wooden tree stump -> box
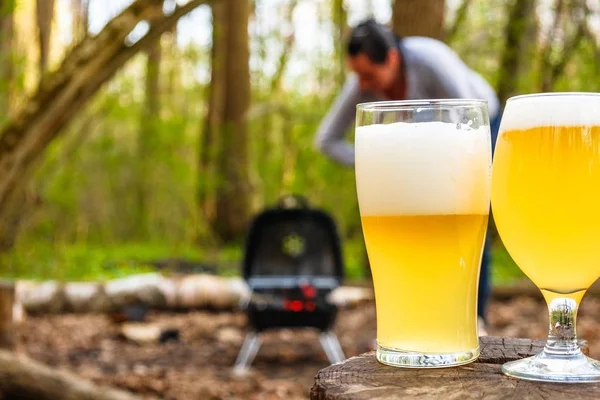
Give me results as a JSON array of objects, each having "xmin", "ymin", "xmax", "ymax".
[
  {"xmin": 0, "ymin": 281, "xmax": 15, "ymax": 349},
  {"xmin": 311, "ymin": 336, "xmax": 597, "ymax": 399}
]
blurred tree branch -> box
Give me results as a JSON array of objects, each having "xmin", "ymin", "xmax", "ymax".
[
  {"xmin": 538, "ymin": 0, "xmax": 563, "ymax": 89},
  {"xmin": 392, "ymin": 0, "xmax": 445, "ymax": 40},
  {"xmin": 248, "ymin": 102, "xmax": 323, "ymax": 121},
  {"xmin": 582, "ymin": 14, "xmax": 600, "ymax": 71},
  {"xmin": 270, "ymin": 0, "xmax": 299, "ymax": 94},
  {"xmin": 543, "ymin": 1, "xmax": 589, "ymax": 89},
  {"xmin": 71, "ymin": 0, "xmax": 90, "ymax": 42},
  {"xmin": 332, "ymin": 0, "xmax": 347, "ymax": 88},
  {"xmin": 36, "ymin": 0, "xmax": 56, "ymax": 76},
  {"xmin": 445, "ymin": 0, "xmax": 472, "ymax": 43},
  {"xmin": 0, "ymin": 0, "xmax": 14, "ymax": 121},
  {"xmin": 496, "ymin": 0, "xmax": 537, "ymax": 103},
  {"xmin": 538, "ymin": 0, "xmax": 589, "ymax": 91},
  {"xmin": 0, "ymin": 0, "xmax": 213, "ymax": 250}
]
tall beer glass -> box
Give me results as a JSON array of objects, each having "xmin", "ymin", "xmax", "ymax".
[
  {"xmin": 355, "ymin": 100, "xmax": 491, "ymax": 368},
  {"xmin": 492, "ymin": 92, "xmax": 600, "ymax": 382}
]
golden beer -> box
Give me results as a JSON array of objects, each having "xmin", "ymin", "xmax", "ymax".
[
  {"xmin": 355, "ymin": 105, "xmax": 491, "ymax": 367},
  {"xmin": 492, "ymin": 125, "xmax": 600, "ymax": 296},
  {"xmin": 361, "ymin": 214, "xmax": 487, "ymax": 353}
]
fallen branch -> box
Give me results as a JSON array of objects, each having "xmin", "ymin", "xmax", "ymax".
[{"xmin": 0, "ymin": 350, "xmax": 149, "ymax": 400}]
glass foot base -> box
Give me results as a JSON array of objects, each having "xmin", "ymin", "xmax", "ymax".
[
  {"xmin": 376, "ymin": 343, "xmax": 479, "ymax": 368},
  {"xmin": 502, "ymin": 351, "xmax": 600, "ymax": 383}
]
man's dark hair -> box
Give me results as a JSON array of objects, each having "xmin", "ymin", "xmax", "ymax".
[{"xmin": 346, "ymin": 19, "xmax": 399, "ymax": 64}]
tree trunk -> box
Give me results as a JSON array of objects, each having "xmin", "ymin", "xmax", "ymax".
[
  {"xmin": 165, "ymin": 26, "xmax": 179, "ymax": 108},
  {"xmin": 0, "ymin": 0, "xmax": 14, "ymax": 123},
  {"xmin": 0, "ymin": 282, "xmax": 15, "ymax": 350},
  {"xmin": 0, "ymin": 184, "xmax": 29, "ymax": 251},
  {"xmin": 36, "ymin": 0, "xmax": 56, "ymax": 75},
  {"xmin": 496, "ymin": 0, "xmax": 537, "ymax": 104},
  {"xmin": 332, "ymin": 0, "xmax": 347, "ymax": 88},
  {"xmin": 136, "ymin": 40, "xmax": 162, "ymax": 238},
  {"xmin": 198, "ymin": 2, "xmax": 227, "ymax": 232},
  {"xmin": 539, "ymin": 0, "xmax": 588, "ymax": 91},
  {"xmin": 270, "ymin": 0, "xmax": 298, "ymax": 94},
  {"xmin": 445, "ymin": 0, "xmax": 472, "ymax": 43},
  {"xmin": 252, "ymin": 0, "xmax": 298, "ymax": 206},
  {"xmin": 311, "ymin": 337, "xmax": 592, "ymax": 400},
  {"xmin": 0, "ymin": 0, "xmax": 212, "ymax": 251},
  {"xmin": 70, "ymin": 0, "xmax": 90, "ymax": 43},
  {"xmin": 392, "ymin": 0, "xmax": 445, "ymax": 40},
  {"xmin": 2, "ymin": 0, "xmax": 38, "ymax": 245},
  {"xmin": 200, "ymin": 0, "xmax": 251, "ymax": 243},
  {"xmin": 216, "ymin": 0, "xmax": 251, "ymax": 242}
]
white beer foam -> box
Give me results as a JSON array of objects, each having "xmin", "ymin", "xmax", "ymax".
[
  {"xmin": 355, "ymin": 121, "xmax": 491, "ymax": 216},
  {"xmin": 500, "ymin": 94, "xmax": 600, "ymax": 132}
]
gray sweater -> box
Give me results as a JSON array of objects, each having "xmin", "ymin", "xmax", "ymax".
[{"xmin": 314, "ymin": 37, "xmax": 500, "ymax": 166}]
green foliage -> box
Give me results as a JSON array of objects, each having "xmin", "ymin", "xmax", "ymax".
[
  {"xmin": 0, "ymin": 242, "xmax": 195, "ymax": 281},
  {"xmin": 342, "ymin": 238, "xmax": 369, "ymax": 281},
  {"xmin": 491, "ymin": 240, "xmax": 525, "ymax": 285},
  {"xmin": 0, "ymin": 239, "xmax": 369, "ymax": 282},
  {"xmin": 0, "ymin": 236, "xmax": 521, "ymax": 284}
]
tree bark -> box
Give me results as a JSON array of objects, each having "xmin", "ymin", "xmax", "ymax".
[
  {"xmin": 496, "ymin": 0, "xmax": 537, "ymax": 104},
  {"xmin": 200, "ymin": 0, "xmax": 251, "ymax": 243},
  {"xmin": 0, "ymin": 0, "xmax": 213, "ymax": 251},
  {"xmin": 392, "ymin": 0, "xmax": 445, "ymax": 40},
  {"xmin": 36, "ymin": 0, "xmax": 56, "ymax": 75}
]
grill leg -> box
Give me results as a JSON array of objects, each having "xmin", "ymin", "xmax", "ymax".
[
  {"xmin": 233, "ymin": 331, "xmax": 262, "ymax": 374},
  {"xmin": 319, "ymin": 331, "xmax": 346, "ymax": 365}
]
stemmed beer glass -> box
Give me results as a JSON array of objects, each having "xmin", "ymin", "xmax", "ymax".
[{"xmin": 491, "ymin": 93, "xmax": 600, "ymax": 382}]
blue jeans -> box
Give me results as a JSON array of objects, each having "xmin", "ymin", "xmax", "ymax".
[
  {"xmin": 478, "ymin": 109, "xmax": 502, "ymax": 321},
  {"xmin": 478, "ymin": 234, "xmax": 492, "ymax": 321}
]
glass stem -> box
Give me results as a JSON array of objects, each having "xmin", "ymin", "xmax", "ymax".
[{"xmin": 544, "ymin": 296, "xmax": 581, "ymax": 356}]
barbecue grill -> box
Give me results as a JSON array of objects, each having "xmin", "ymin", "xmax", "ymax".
[{"xmin": 233, "ymin": 195, "xmax": 346, "ymax": 373}]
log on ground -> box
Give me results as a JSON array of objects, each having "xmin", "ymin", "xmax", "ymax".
[{"xmin": 0, "ymin": 350, "xmax": 152, "ymax": 400}]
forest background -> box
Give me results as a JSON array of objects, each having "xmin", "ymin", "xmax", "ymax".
[{"xmin": 0, "ymin": 0, "xmax": 599, "ymax": 284}]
